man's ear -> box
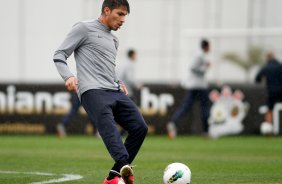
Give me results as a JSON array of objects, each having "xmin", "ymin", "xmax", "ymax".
[{"xmin": 104, "ymin": 7, "xmax": 111, "ymax": 16}]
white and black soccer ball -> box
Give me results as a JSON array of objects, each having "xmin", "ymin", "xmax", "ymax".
[
  {"xmin": 163, "ymin": 163, "xmax": 191, "ymax": 184},
  {"xmin": 260, "ymin": 122, "xmax": 273, "ymax": 135}
]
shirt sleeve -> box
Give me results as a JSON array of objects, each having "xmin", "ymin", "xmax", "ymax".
[
  {"xmin": 124, "ymin": 64, "xmax": 136, "ymax": 87},
  {"xmin": 53, "ymin": 22, "xmax": 87, "ymax": 81},
  {"xmin": 191, "ymin": 55, "xmax": 208, "ymax": 76},
  {"xmin": 113, "ymin": 36, "xmax": 120, "ymax": 83},
  {"xmin": 255, "ymin": 67, "xmax": 265, "ymax": 83}
]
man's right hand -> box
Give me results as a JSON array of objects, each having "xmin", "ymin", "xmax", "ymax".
[{"xmin": 65, "ymin": 76, "xmax": 78, "ymax": 92}]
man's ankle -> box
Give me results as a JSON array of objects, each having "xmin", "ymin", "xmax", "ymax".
[{"xmin": 107, "ymin": 170, "xmax": 121, "ymax": 180}]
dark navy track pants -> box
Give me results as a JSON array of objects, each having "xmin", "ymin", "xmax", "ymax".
[
  {"xmin": 61, "ymin": 93, "xmax": 81, "ymax": 126},
  {"xmin": 171, "ymin": 89, "xmax": 210, "ymax": 133},
  {"xmin": 81, "ymin": 89, "xmax": 148, "ymax": 164}
]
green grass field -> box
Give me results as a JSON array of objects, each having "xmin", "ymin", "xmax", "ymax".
[{"xmin": 0, "ymin": 135, "xmax": 282, "ymax": 184}]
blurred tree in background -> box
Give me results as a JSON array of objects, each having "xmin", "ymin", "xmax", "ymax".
[{"xmin": 222, "ymin": 46, "xmax": 264, "ymax": 83}]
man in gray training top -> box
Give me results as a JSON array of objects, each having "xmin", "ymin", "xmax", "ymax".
[
  {"xmin": 53, "ymin": 0, "xmax": 148, "ymax": 184},
  {"xmin": 166, "ymin": 39, "xmax": 211, "ymax": 139},
  {"xmin": 117, "ymin": 49, "xmax": 141, "ymax": 100}
]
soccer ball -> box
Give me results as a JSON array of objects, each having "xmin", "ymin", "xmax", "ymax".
[
  {"xmin": 163, "ymin": 163, "xmax": 191, "ymax": 184},
  {"xmin": 260, "ymin": 122, "xmax": 273, "ymax": 135}
]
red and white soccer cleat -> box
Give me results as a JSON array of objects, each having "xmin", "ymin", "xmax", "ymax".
[
  {"xmin": 104, "ymin": 176, "xmax": 125, "ymax": 184},
  {"xmin": 120, "ymin": 165, "xmax": 134, "ymax": 184},
  {"xmin": 166, "ymin": 122, "xmax": 177, "ymax": 139}
]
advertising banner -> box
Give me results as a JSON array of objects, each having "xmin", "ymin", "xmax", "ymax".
[{"xmin": 0, "ymin": 83, "xmax": 280, "ymax": 135}]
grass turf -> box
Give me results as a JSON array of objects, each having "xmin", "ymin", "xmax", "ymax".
[{"xmin": 0, "ymin": 135, "xmax": 282, "ymax": 184}]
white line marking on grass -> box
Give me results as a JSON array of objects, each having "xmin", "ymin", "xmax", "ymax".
[
  {"xmin": 0, "ymin": 171, "xmax": 54, "ymax": 176},
  {"xmin": 30, "ymin": 174, "xmax": 83, "ymax": 184},
  {"xmin": 0, "ymin": 170, "xmax": 83, "ymax": 184}
]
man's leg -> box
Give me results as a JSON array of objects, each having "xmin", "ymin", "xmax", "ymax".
[
  {"xmin": 114, "ymin": 92, "xmax": 148, "ymax": 164},
  {"xmin": 61, "ymin": 93, "xmax": 81, "ymax": 126},
  {"xmin": 107, "ymin": 91, "xmax": 147, "ymax": 184},
  {"xmin": 57, "ymin": 93, "xmax": 81, "ymax": 137},
  {"xmin": 265, "ymin": 111, "xmax": 273, "ymax": 123},
  {"xmin": 199, "ymin": 89, "xmax": 210, "ymax": 133},
  {"xmin": 266, "ymin": 92, "xmax": 276, "ymax": 123},
  {"xmin": 166, "ymin": 90, "xmax": 195, "ymax": 138},
  {"xmin": 171, "ymin": 90, "xmax": 195, "ymax": 125},
  {"xmin": 81, "ymin": 90, "xmax": 130, "ymax": 178}
]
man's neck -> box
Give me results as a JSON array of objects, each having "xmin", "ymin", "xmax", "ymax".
[
  {"xmin": 98, "ymin": 16, "xmax": 111, "ymax": 32},
  {"xmin": 99, "ymin": 16, "xmax": 108, "ymax": 27}
]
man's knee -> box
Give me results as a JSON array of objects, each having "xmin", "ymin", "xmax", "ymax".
[
  {"xmin": 140, "ymin": 122, "xmax": 148, "ymax": 136},
  {"xmin": 130, "ymin": 120, "xmax": 148, "ymax": 136}
]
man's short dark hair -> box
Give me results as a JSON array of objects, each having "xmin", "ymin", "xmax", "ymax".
[
  {"xmin": 101, "ymin": 0, "xmax": 130, "ymax": 14},
  {"xmin": 127, "ymin": 49, "xmax": 136, "ymax": 58},
  {"xmin": 201, "ymin": 39, "xmax": 209, "ymax": 49}
]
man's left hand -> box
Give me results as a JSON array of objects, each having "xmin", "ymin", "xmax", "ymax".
[{"xmin": 120, "ymin": 84, "xmax": 128, "ymax": 96}]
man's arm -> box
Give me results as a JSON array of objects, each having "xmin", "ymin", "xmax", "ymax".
[
  {"xmin": 124, "ymin": 65, "xmax": 137, "ymax": 87},
  {"xmin": 255, "ymin": 67, "xmax": 265, "ymax": 83},
  {"xmin": 191, "ymin": 56, "xmax": 209, "ymax": 76},
  {"xmin": 53, "ymin": 22, "xmax": 87, "ymax": 82}
]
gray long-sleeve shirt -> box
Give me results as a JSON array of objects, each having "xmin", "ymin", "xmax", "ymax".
[
  {"xmin": 184, "ymin": 51, "xmax": 209, "ymax": 89},
  {"xmin": 53, "ymin": 19, "xmax": 120, "ymax": 97},
  {"xmin": 116, "ymin": 58, "xmax": 138, "ymax": 97}
]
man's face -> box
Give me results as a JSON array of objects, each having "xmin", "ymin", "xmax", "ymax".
[
  {"xmin": 204, "ymin": 46, "xmax": 210, "ymax": 53},
  {"xmin": 104, "ymin": 6, "xmax": 128, "ymax": 31},
  {"xmin": 131, "ymin": 53, "xmax": 137, "ymax": 61}
]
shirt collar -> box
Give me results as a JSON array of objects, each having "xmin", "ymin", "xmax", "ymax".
[{"xmin": 96, "ymin": 19, "xmax": 111, "ymax": 32}]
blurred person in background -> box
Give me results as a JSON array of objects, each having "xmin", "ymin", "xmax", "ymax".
[
  {"xmin": 166, "ymin": 39, "xmax": 211, "ymax": 139},
  {"xmin": 117, "ymin": 49, "xmax": 142, "ymax": 101},
  {"xmin": 53, "ymin": 0, "xmax": 148, "ymax": 183},
  {"xmin": 56, "ymin": 92, "xmax": 80, "ymax": 137},
  {"xmin": 56, "ymin": 93, "xmax": 100, "ymax": 138},
  {"xmin": 255, "ymin": 51, "xmax": 282, "ymax": 130},
  {"xmin": 116, "ymin": 49, "xmax": 142, "ymax": 136}
]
